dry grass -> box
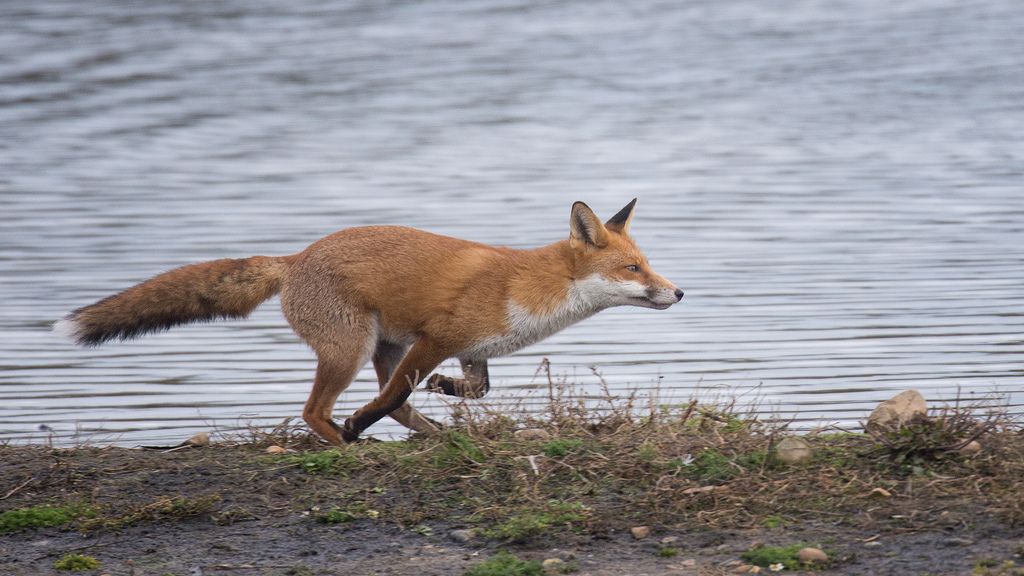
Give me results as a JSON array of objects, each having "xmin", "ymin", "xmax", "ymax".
[
  {"xmin": 5, "ymin": 366, "xmax": 1018, "ymax": 546},
  {"xmin": 235, "ymin": 366, "xmax": 1024, "ymax": 537}
]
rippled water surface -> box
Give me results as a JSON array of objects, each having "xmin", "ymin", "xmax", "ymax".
[{"xmin": 2, "ymin": 0, "xmax": 1022, "ymax": 445}]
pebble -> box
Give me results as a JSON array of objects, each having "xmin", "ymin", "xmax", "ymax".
[
  {"xmin": 449, "ymin": 529, "xmax": 476, "ymax": 543},
  {"xmin": 797, "ymin": 547, "xmax": 829, "ymax": 564},
  {"xmin": 958, "ymin": 441, "xmax": 982, "ymax": 456},
  {"xmin": 513, "ymin": 428, "xmax": 552, "ymax": 442},
  {"xmin": 630, "ymin": 526, "xmax": 651, "ymax": 540},
  {"xmin": 185, "ymin": 432, "xmax": 210, "ymax": 447},
  {"xmin": 944, "ymin": 537, "xmax": 974, "ymax": 547},
  {"xmin": 264, "ymin": 445, "xmax": 287, "ymax": 454},
  {"xmin": 660, "ymin": 536, "xmax": 679, "ymax": 545}
]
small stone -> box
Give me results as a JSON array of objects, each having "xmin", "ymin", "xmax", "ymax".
[
  {"xmin": 958, "ymin": 440, "xmax": 982, "ymax": 456},
  {"xmin": 449, "ymin": 529, "xmax": 476, "ymax": 543},
  {"xmin": 863, "ymin": 541, "xmax": 882, "ymax": 548},
  {"xmin": 733, "ymin": 564, "xmax": 759, "ymax": 573},
  {"xmin": 775, "ymin": 437, "xmax": 812, "ymax": 465},
  {"xmin": 660, "ymin": 536, "xmax": 679, "ymax": 545},
  {"xmin": 631, "ymin": 526, "xmax": 651, "ymax": 540},
  {"xmin": 679, "ymin": 558, "xmax": 697, "ymax": 568},
  {"xmin": 866, "ymin": 390, "xmax": 927, "ymax": 433},
  {"xmin": 944, "ymin": 537, "xmax": 974, "ymax": 547},
  {"xmin": 185, "ymin": 432, "xmax": 210, "ymax": 447},
  {"xmin": 542, "ymin": 558, "xmax": 565, "ymax": 574},
  {"xmin": 797, "ymin": 547, "xmax": 829, "ymax": 564},
  {"xmin": 682, "ymin": 485, "xmax": 727, "ymax": 495},
  {"xmin": 514, "ymin": 428, "xmax": 552, "ymax": 442},
  {"xmin": 264, "ymin": 445, "xmax": 287, "ymax": 454},
  {"xmin": 870, "ymin": 487, "xmax": 892, "ymax": 498}
]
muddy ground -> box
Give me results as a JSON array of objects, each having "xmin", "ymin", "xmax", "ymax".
[{"xmin": 1, "ymin": 443, "xmax": 1022, "ymax": 576}]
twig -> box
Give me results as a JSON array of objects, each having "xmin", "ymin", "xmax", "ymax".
[{"xmin": 1, "ymin": 477, "xmax": 35, "ymax": 500}]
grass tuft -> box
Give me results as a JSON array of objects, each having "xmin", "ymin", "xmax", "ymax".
[
  {"xmin": 463, "ymin": 551, "xmax": 542, "ymax": 576},
  {"xmin": 741, "ymin": 544, "xmax": 809, "ymax": 569},
  {"xmin": 483, "ymin": 502, "xmax": 588, "ymax": 543},
  {"xmin": 53, "ymin": 553, "xmax": 101, "ymax": 571}
]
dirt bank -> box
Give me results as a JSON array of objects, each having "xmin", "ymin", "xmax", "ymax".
[{"xmin": 2, "ymin": 402, "xmax": 1022, "ymax": 575}]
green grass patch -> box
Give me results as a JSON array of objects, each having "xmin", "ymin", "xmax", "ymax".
[
  {"xmin": 435, "ymin": 430, "xmax": 487, "ymax": 466},
  {"xmin": 657, "ymin": 547, "xmax": 679, "ymax": 558},
  {"xmin": 317, "ymin": 507, "xmax": 358, "ymax": 524},
  {"xmin": 463, "ymin": 551, "xmax": 542, "ymax": 576},
  {"xmin": 53, "ymin": 553, "xmax": 101, "ymax": 571},
  {"xmin": 543, "ymin": 438, "xmax": 583, "ymax": 457},
  {"xmin": 0, "ymin": 503, "xmax": 95, "ymax": 535},
  {"xmin": 741, "ymin": 543, "xmax": 816, "ymax": 570},
  {"xmin": 483, "ymin": 502, "xmax": 588, "ymax": 543},
  {"xmin": 762, "ymin": 515, "xmax": 784, "ymax": 529},
  {"xmin": 285, "ymin": 449, "xmax": 360, "ymax": 475}
]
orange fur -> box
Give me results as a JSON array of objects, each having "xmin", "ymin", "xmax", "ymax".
[{"xmin": 58, "ymin": 200, "xmax": 682, "ymax": 444}]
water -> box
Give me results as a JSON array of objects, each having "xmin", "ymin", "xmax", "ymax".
[{"xmin": 2, "ymin": 0, "xmax": 1022, "ymax": 445}]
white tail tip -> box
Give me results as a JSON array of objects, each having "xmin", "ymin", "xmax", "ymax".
[{"xmin": 53, "ymin": 317, "xmax": 81, "ymax": 341}]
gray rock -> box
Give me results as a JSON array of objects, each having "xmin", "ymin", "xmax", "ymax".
[
  {"xmin": 866, "ymin": 390, "xmax": 927, "ymax": 433},
  {"xmin": 774, "ymin": 436, "xmax": 812, "ymax": 465},
  {"xmin": 449, "ymin": 529, "xmax": 476, "ymax": 543}
]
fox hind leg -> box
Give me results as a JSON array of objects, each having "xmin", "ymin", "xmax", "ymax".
[
  {"xmin": 425, "ymin": 358, "xmax": 490, "ymax": 399},
  {"xmin": 373, "ymin": 341, "xmax": 443, "ymax": 434},
  {"xmin": 343, "ymin": 337, "xmax": 449, "ymax": 441},
  {"xmin": 298, "ymin": 316, "xmax": 377, "ymax": 446}
]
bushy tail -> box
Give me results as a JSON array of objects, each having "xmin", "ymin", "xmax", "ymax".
[{"xmin": 55, "ymin": 256, "xmax": 289, "ymax": 346}]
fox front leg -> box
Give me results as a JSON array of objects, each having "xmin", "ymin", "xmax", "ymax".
[{"xmin": 425, "ymin": 359, "xmax": 490, "ymax": 399}]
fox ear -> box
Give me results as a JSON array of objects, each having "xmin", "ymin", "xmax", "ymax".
[
  {"xmin": 569, "ymin": 201, "xmax": 609, "ymax": 248},
  {"xmin": 604, "ymin": 198, "xmax": 637, "ymax": 234}
]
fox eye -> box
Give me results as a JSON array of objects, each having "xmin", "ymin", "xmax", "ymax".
[{"xmin": 625, "ymin": 264, "xmax": 640, "ymax": 273}]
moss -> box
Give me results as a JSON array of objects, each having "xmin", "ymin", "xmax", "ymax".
[
  {"xmin": 463, "ymin": 551, "xmax": 542, "ymax": 576},
  {"xmin": 0, "ymin": 503, "xmax": 95, "ymax": 535},
  {"xmin": 53, "ymin": 553, "xmax": 101, "ymax": 571}
]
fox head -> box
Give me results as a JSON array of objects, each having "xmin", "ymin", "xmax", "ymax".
[{"xmin": 568, "ymin": 199, "xmax": 683, "ymax": 311}]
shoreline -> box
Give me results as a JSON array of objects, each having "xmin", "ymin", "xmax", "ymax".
[{"xmin": 2, "ymin": 397, "xmax": 1022, "ymax": 575}]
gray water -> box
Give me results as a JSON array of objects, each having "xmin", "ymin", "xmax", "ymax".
[{"xmin": 2, "ymin": 0, "xmax": 1022, "ymax": 446}]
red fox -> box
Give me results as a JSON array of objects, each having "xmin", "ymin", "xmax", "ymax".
[{"xmin": 56, "ymin": 199, "xmax": 683, "ymax": 444}]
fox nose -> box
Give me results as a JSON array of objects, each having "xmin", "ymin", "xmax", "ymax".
[{"xmin": 674, "ymin": 289, "xmax": 684, "ymax": 301}]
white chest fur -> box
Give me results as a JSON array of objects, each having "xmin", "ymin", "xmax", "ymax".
[{"xmin": 458, "ymin": 274, "xmax": 644, "ymax": 360}]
